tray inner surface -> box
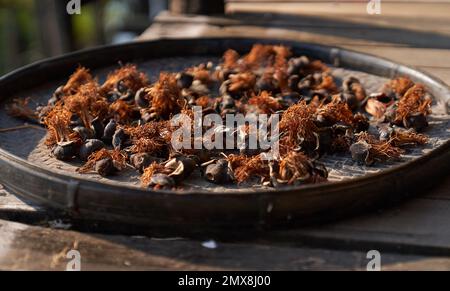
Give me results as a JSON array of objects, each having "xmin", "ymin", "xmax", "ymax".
[{"xmin": 0, "ymin": 56, "xmax": 449, "ymax": 192}]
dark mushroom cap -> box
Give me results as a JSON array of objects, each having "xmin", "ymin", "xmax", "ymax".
[
  {"xmin": 91, "ymin": 117, "xmax": 104, "ymax": 139},
  {"xmin": 73, "ymin": 126, "xmax": 93, "ymax": 142},
  {"xmin": 52, "ymin": 141, "xmax": 77, "ymax": 161},
  {"xmin": 204, "ymin": 159, "xmax": 233, "ymax": 185},
  {"xmin": 166, "ymin": 156, "xmax": 198, "ymax": 182},
  {"xmin": 79, "ymin": 139, "xmax": 105, "ymax": 161},
  {"xmin": 350, "ymin": 141, "xmax": 372, "ymax": 165},
  {"xmin": 112, "ymin": 128, "xmax": 127, "ymax": 150},
  {"xmin": 150, "ymin": 174, "xmax": 175, "ymax": 188},
  {"xmin": 134, "ymin": 88, "xmax": 149, "ymax": 108},
  {"xmin": 102, "ymin": 119, "xmax": 117, "ymax": 142},
  {"xmin": 95, "ymin": 157, "xmax": 115, "ymax": 177},
  {"xmin": 131, "ymin": 153, "xmax": 163, "ymax": 173}
]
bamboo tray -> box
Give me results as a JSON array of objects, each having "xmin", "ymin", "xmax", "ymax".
[{"xmin": 0, "ymin": 38, "xmax": 449, "ymax": 232}]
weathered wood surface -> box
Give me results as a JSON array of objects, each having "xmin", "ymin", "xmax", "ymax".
[
  {"xmin": 1, "ymin": 218, "xmax": 450, "ymax": 271},
  {"xmin": 3, "ymin": 178, "xmax": 450, "ymax": 257},
  {"xmin": 228, "ymin": 0, "xmax": 450, "ymax": 19},
  {"xmin": 1, "ymin": 0, "xmax": 450, "ymax": 270}
]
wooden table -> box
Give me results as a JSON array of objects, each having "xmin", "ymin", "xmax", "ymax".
[{"xmin": 1, "ymin": 0, "xmax": 450, "ymax": 271}]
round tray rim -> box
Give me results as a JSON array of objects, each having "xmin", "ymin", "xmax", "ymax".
[{"xmin": 0, "ymin": 37, "xmax": 449, "ymax": 227}]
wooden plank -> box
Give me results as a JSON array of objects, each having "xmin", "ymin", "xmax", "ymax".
[
  {"xmin": 262, "ymin": 179, "xmax": 450, "ymax": 256},
  {"xmin": 144, "ymin": 12, "xmax": 450, "ymax": 50},
  {"xmin": 419, "ymin": 67, "xmax": 450, "ymax": 84},
  {"xmin": 224, "ymin": 13, "xmax": 450, "ymax": 33},
  {"xmin": 142, "ymin": 15, "xmax": 450, "ymax": 72},
  {"xmin": 1, "ymin": 177, "xmax": 449, "ymax": 256},
  {"xmin": 140, "ymin": 21, "xmax": 432, "ymax": 48},
  {"xmin": 225, "ymin": 2, "xmax": 450, "ymax": 48},
  {"xmin": 142, "ymin": 25, "xmax": 450, "ymax": 67},
  {"xmin": 1, "ymin": 219, "xmax": 448, "ymax": 271},
  {"xmin": 156, "ymin": 10, "xmax": 450, "ymax": 33},
  {"xmin": 227, "ymin": 2, "xmax": 450, "ymax": 18},
  {"xmin": 0, "ymin": 184, "xmax": 48, "ymax": 223}
]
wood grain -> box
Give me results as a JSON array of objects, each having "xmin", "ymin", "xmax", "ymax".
[
  {"xmin": 1, "ymin": 219, "xmax": 449, "ymax": 271},
  {"xmin": 227, "ymin": 1, "xmax": 450, "ymax": 18},
  {"xmin": 144, "ymin": 12, "xmax": 450, "ymax": 50}
]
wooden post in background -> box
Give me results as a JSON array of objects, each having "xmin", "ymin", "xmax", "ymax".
[
  {"xmin": 35, "ymin": 0, "xmax": 71, "ymax": 56},
  {"xmin": 150, "ymin": 0, "xmax": 169, "ymax": 20},
  {"xmin": 170, "ymin": 0, "xmax": 225, "ymax": 15}
]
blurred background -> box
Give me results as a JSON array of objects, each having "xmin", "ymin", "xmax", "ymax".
[
  {"xmin": 2, "ymin": 0, "xmax": 449, "ymax": 75},
  {"xmin": 0, "ymin": 0, "xmax": 172, "ymax": 75}
]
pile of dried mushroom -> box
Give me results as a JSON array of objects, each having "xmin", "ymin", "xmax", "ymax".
[{"xmin": 8, "ymin": 44, "xmax": 432, "ymax": 189}]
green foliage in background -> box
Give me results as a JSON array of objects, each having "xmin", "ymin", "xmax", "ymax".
[
  {"xmin": 72, "ymin": 3, "xmax": 98, "ymax": 47},
  {"xmin": 0, "ymin": 0, "xmax": 40, "ymax": 74},
  {"xmin": 0, "ymin": 0, "xmax": 151, "ymax": 75}
]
